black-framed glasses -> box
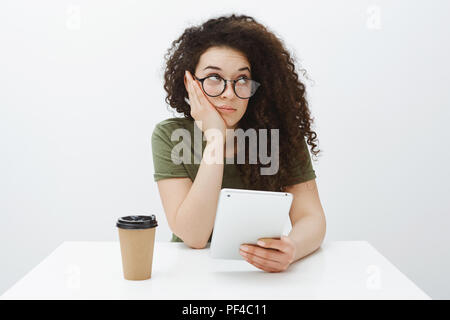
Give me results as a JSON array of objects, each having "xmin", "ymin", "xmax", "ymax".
[{"xmin": 193, "ymin": 74, "xmax": 261, "ymax": 99}]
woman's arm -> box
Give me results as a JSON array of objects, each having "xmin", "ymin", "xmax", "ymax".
[
  {"xmin": 285, "ymin": 179, "xmax": 326, "ymax": 262},
  {"xmin": 239, "ymin": 179, "xmax": 326, "ymax": 272},
  {"xmin": 156, "ymin": 70, "xmax": 227, "ymax": 249},
  {"xmin": 157, "ymin": 141, "xmax": 224, "ymax": 249}
]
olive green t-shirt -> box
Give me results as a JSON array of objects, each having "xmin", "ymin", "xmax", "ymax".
[{"xmin": 151, "ymin": 117, "xmax": 316, "ymax": 243}]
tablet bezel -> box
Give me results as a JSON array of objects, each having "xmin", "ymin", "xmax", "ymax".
[{"xmin": 209, "ymin": 188, "xmax": 293, "ymax": 259}]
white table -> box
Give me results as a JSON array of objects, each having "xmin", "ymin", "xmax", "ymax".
[{"xmin": 1, "ymin": 241, "xmax": 430, "ymax": 300}]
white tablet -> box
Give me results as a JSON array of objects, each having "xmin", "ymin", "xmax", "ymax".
[{"xmin": 210, "ymin": 188, "xmax": 293, "ymax": 259}]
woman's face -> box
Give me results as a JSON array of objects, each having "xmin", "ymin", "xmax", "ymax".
[{"xmin": 193, "ymin": 46, "xmax": 251, "ymax": 129}]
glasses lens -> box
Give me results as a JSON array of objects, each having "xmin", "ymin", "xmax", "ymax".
[
  {"xmin": 203, "ymin": 76, "xmax": 225, "ymax": 96},
  {"xmin": 235, "ymin": 78, "xmax": 260, "ymax": 99},
  {"xmin": 201, "ymin": 75, "xmax": 260, "ymax": 99}
]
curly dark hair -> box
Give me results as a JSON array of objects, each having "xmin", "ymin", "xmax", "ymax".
[{"xmin": 163, "ymin": 14, "xmax": 320, "ymax": 191}]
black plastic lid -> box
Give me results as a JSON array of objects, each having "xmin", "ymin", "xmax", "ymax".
[{"xmin": 116, "ymin": 215, "xmax": 158, "ymax": 229}]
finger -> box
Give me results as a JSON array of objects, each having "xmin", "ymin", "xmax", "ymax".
[
  {"xmin": 245, "ymin": 258, "xmax": 279, "ymax": 273},
  {"xmin": 191, "ymin": 77, "xmax": 210, "ymax": 107},
  {"xmin": 257, "ymin": 237, "xmax": 290, "ymax": 253},
  {"xmin": 185, "ymin": 72, "xmax": 198, "ymax": 100},
  {"xmin": 188, "ymin": 74, "xmax": 215, "ymax": 110},
  {"xmin": 240, "ymin": 245, "xmax": 283, "ymax": 264},
  {"xmin": 241, "ymin": 249, "xmax": 283, "ymax": 270},
  {"xmin": 185, "ymin": 71, "xmax": 193, "ymax": 94},
  {"xmin": 190, "ymin": 81, "xmax": 203, "ymax": 105},
  {"xmin": 187, "ymin": 75, "xmax": 201, "ymax": 112},
  {"xmin": 185, "ymin": 74, "xmax": 194, "ymax": 102},
  {"xmin": 186, "ymin": 71, "xmax": 201, "ymax": 96},
  {"xmin": 186, "ymin": 87, "xmax": 198, "ymax": 115}
]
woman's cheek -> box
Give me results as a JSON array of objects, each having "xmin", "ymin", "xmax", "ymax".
[{"xmin": 237, "ymin": 104, "xmax": 248, "ymax": 118}]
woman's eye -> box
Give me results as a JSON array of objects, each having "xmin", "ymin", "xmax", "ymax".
[{"xmin": 207, "ymin": 74, "xmax": 222, "ymax": 80}]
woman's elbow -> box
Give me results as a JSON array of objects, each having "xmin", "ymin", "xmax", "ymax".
[
  {"xmin": 318, "ymin": 210, "xmax": 327, "ymax": 244},
  {"xmin": 176, "ymin": 233, "xmax": 208, "ymax": 249},
  {"xmin": 185, "ymin": 239, "xmax": 208, "ymax": 249}
]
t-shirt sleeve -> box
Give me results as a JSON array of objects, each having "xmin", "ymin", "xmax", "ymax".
[
  {"xmin": 283, "ymin": 137, "xmax": 316, "ymax": 186},
  {"xmin": 151, "ymin": 122, "xmax": 190, "ymax": 182}
]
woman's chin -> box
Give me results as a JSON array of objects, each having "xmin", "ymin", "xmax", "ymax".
[{"xmin": 224, "ymin": 119, "xmax": 238, "ymax": 129}]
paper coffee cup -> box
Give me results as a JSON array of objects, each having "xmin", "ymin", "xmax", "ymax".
[{"xmin": 116, "ymin": 215, "xmax": 158, "ymax": 280}]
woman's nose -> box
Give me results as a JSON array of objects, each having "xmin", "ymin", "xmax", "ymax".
[{"xmin": 221, "ymin": 80, "xmax": 235, "ymax": 99}]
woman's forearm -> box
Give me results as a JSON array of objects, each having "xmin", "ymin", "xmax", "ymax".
[
  {"xmin": 173, "ymin": 140, "xmax": 224, "ymax": 248},
  {"xmin": 288, "ymin": 213, "xmax": 326, "ymax": 262}
]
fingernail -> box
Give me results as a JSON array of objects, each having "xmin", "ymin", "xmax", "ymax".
[
  {"xmin": 240, "ymin": 245, "xmax": 248, "ymax": 251},
  {"xmin": 257, "ymin": 240, "xmax": 265, "ymax": 247}
]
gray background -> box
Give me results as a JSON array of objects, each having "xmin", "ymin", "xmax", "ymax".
[{"xmin": 1, "ymin": 0, "xmax": 449, "ymax": 299}]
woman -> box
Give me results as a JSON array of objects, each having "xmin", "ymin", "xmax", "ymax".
[{"xmin": 152, "ymin": 14, "xmax": 326, "ymax": 273}]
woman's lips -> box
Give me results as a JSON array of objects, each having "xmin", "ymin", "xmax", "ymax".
[{"xmin": 215, "ymin": 105, "xmax": 236, "ymax": 113}]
